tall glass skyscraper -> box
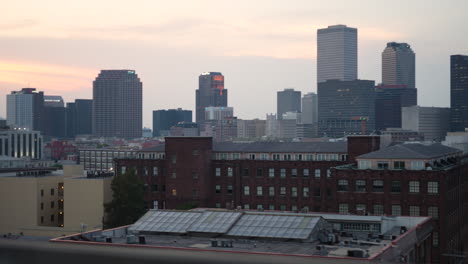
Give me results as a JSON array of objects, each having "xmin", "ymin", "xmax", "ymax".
[
  {"xmin": 6, "ymin": 88, "xmax": 44, "ymax": 131},
  {"xmin": 195, "ymin": 72, "xmax": 227, "ymax": 124},
  {"xmin": 92, "ymin": 70, "xmax": 142, "ymax": 139},
  {"xmin": 382, "ymin": 42, "xmax": 415, "ymax": 88},
  {"xmin": 277, "ymin": 88, "xmax": 301, "ymax": 120},
  {"xmin": 317, "ymin": 25, "xmax": 358, "ymax": 83},
  {"xmin": 450, "ymin": 55, "xmax": 468, "ymax": 132}
]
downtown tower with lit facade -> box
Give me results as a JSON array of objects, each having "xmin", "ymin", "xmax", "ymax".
[
  {"xmin": 195, "ymin": 72, "xmax": 227, "ymax": 124},
  {"xmin": 92, "ymin": 70, "xmax": 142, "ymax": 139}
]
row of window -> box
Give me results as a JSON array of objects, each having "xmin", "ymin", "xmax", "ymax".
[
  {"xmin": 337, "ymin": 180, "xmax": 438, "ymax": 194},
  {"xmin": 216, "ymin": 167, "xmax": 331, "ymax": 178},
  {"xmin": 358, "ymin": 160, "xmax": 426, "ymax": 170},
  {"xmin": 241, "ymin": 186, "xmax": 310, "ymax": 197},
  {"xmin": 214, "ymin": 153, "xmax": 346, "ymax": 161},
  {"xmin": 337, "ymin": 203, "xmax": 439, "ymax": 219}
]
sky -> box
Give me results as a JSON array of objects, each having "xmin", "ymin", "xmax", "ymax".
[{"xmin": 1, "ymin": 0, "xmax": 467, "ymax": 127}]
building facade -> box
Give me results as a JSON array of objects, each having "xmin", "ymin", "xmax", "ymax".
[
  {"xmin": 450, "ymin": 55, "xmax": 468, "ymax": 132},
  {"xmin": 301, "ymin": 92, "xmax": 318, "ymax": 124},
  {"xmin": 92, "ymin": 70, "xmax": 142, "ymax": 139},
  {"xmin": 195, "ymin": 72, "xmax": 227, "ymax": 124},
  {"xmin": 79, "ymin": 148, "xmax": 136, "ymax": 172},
  {"xmin": 152, "ymin": 108, "xmax": 192, "ymax": 137},
  {"xmin": 66, "ymin": 99, "xmax": 93, "ymax": 138},
  {"xmin": 0, "ymin": 128, "xmax": 43, "ymax": 159},
  {"xmin": 375, "ymin": 85, "xmax": 417, "ymax": 131},
  {"xmin": 402, "ymin": 106, "xmax": 450, "ymax": 142},
  {"xmin": 318, "ymin": 80, "xmax": 376, "ymax": 137},
  {"xmin": 382, "ymin": 42, "xmax": 416, "ymax": 88},
  {"xmin": 237, "ymin": 119, "xmax": 266, "ymax": 139},
  {"xmin": 6, "ymin": 88, "xmax": 44, "ymax": 131},
  {"xmin": 317, "ymin": 25, "xmax": 357, "ymax": 83},
  {"xmin": 277, "ymin": 89, "xmax": 301, "ymax": 120}
]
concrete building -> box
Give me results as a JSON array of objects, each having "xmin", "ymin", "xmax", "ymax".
[
  {"xmin": 196, "ymin": 72, "xmax": 227, "ymax": 124},
  {"xmin": 317, "ymin": 25, "xmax": 357, "ymax": 83},
  {"xmin": 382, "ymin": 42, "xmax": 416, "ymax": 88},
  {"xmin": 79, "ymin": 148, "xmax": 137, "ymax": 172},
  {"xmin": 169, "ymin": 122, "xmax": 199, "ymax": 137},
  {"xmin": 301, "ymin": 92, "xmax": 318, "ymax": 125},
  {"xmin": 6, "ymin": 88, "xmax": 44, "ymax": 131},
  {"xmin": 380, "ymin": 128, "xmax": 424, "ymax": 146},
  {"xmin": 402, "ymin": 106, "xmax": 450, "ymax": 142},
  {"xmin": 152, "ymin": 108, "xmax": 192, "ymax": 137},
  {"xmin": 375, "ymin": 85, "xmax": 417, "ymax": 131},
  {"xmin": 66, "ymin": 99, "xmax": 93, "ymax": 138},
  {"xmin": 277, "ymin": 89, "xmax": 301, "ymax": 120},
  {"xmin": 53, "ymin": 209, "xmax": 433, "ymax": 264},
  {"xmin": 205, "ymin": 106, "xmax": 233, "ymax": 121},
  {"xmin": 92, "ymin": 70, "xmax": 142, "ymax": 139},
  {"xmin": 0, "ymin": 165, "xmax": 112, "ymax": 237},
  {"xmin": 450, "ymin": 55, "xmax": 468, "ymax": 132},
  {"xmin": 236, "ymin": 119, "xmax": 266, "ymax": 139},
  {"xmin": 0, "ymin": 127, "xmax": 43, "ymax": 159},
  {"xmin": 318, "ymin": 80, "xmax": 376, "ymax": 137},
  {"xmin": 265, "ymin": 114, "xmax": 277, "ymax": 138}
]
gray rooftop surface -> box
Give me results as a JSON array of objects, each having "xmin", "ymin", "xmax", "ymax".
[{"xmin": 357, "ymin": 143, "xmax": 461, "ymax": 159}]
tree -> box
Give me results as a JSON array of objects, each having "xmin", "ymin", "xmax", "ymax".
[{"xmin": 104, "ymin": 169, "xmax": 145, "ymax": 228}]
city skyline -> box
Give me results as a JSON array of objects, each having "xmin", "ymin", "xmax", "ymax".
[{"xmin": 0, "ymin": 1, "xmax": 467, "ymax": 127}]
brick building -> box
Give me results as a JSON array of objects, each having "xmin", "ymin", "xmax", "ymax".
[{"xmin": 114, "ymin": 136, "xmax": 468, "ymax": 263}]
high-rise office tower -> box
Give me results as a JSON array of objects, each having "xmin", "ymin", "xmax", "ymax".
[
  {"xmin": 43, "ymin": 96, "xmax": 67, "ymax": 139},
  {"xmin": 375, "ymin": 85, "xmax": 417, "ymax": 131},
  {"xmin": 152, "ymin": 108, "xmax": 192, "ymax": 137},
  {"xmin": 301, "ymin": 92, "xmax": 318, "ymax": 124},
  {"xmin": 277, "ymin": 88, "xmax": 301, "ymax": 120},
  {"xmin": 92, "ymin": 70, "xmax": 142, "ymax": 139},
  {"xmin": 317, "ymin": 25, "xmax": 358, "ymax": 83},
  {"xmin": 450, "ymin": 55, "xmax": 468, "ymax": 132},
  {"xmin": 6, "ymin": 88, "xmax": 44, "ymax": 131},
  {"xmin": 67, "ymin": 99, "xmax": 93, "ymax": 138},
  {"xmin": 382, "ymin": 42, "xmax": 416, "ymax": 88},
  {"xmin": 195, "ymin": 72, "xmax": 227, "ymax": 124}
]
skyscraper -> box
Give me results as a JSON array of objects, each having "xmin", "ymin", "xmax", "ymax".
[
  {"xmin": 317, "ymin": 25, "xmax": 357, "ymax": 83},
  {"xmin": 6, "ymin": 88, "xmax": 44, "ymax": 131},
  {"xmin": 92, "ymin": 70, "xmax": 142, "ymax": 139},
  {"xmin": 277, "ymin": 88, "xmax": 301, "ymax": 120},
  {"xmin": 195, "ymin": 72, "xmax": 227, "ymax": 124},
  {"xmin": 375, "ymin": 85, "xmax": 417, "ymax": 131},
  {"xmin": 450, "ymin": 55, "xmax": 468, "ymax": 132},
  {"xmin": 301, "ymin": 92, "xmax": 318, "ymax": 124},
  {"xmin": 152, "ymin": 108, "xmax": 192, "ymax": 137},
  {"xmin": 382, "ymin": 42, "xmax": 416, "ymax": 88},
  {"xmin": 66, "ymin": 99, "xmax": 93, "ymax": 138}
]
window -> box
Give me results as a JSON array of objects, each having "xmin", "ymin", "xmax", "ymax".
[
  {"xmin": 171, "ymin": 188, "xmax": 177, "ymax": 196},
  {"xmin": 280, "ymin": 168, "xmax": 286, "ymax": 178},
  {"xmin": 411, "ymin": 160, "xmax": 424, "ymax": 170},
  {"xmin": 329, "ymin": 154, "xmax": 338, "ymax": 161},
  {"xmin": 227, "ymin": 167, "xmax": 233, "ymax": 177},
  {"xmin": 358, "ymin": 160, "xmax": 371, "ymax": 169},
  {"xmin": 41, "ymin": 216, "xmax": 44, "ymax": 224},
  {"xmin": 355, "ymin": 180, "xmax": 366, "ymax": 192},
  {"xmin": 314, "ymin": 169, "xmax": 321, "ymax": 178},
  {"xmin": 171, "ymin": 172, "xmax": 176, "ymax": 179},
  {"xmin": 192, "ymin": 149, "xmax": 199, "ymax": 156},
  {"xmin": 391, "ymin": 205, "xmax": 401, "ymax": 216},
  {"xmin": 121, "ymin": 166, "xmax": 126, "ymax": 174},
  {"xmin": 291, "ymin": 187, "xmax": 298, "ymax": 197},
  {"xmin": 409, "ymin": 181, "xmax": 420, "ymax": 193},
  {"xmin": 280, "ymin": 187, "xmax": 286, "ymax": 195},
  {"xmin": 219, "ymin": 153, "xmax": 227, "ymax": 160},
  {"xmin": 305, "ymin": 154, "xmax": 314, "ymax": 161},
  {"xmin": 257, "ymin": 204, "xmax": 263, "ymax": 210},
  {"xmin": 303, "ymin": 187, "xmax": 309, "ymax": 197},
  {"xmin": 409, "ymin": 206, "xmax": 420, "ymax": 216},
  {"xmin": 372, "ymin": 180, "xmax": 384, "ymax": 192},
  {"xmin": 356, "ymin": 204, "xmax": 366, "ymax": 213},
  {"xmin": 51, "ymin": 214, "xmax": 54, "ymax": 222},
  {"xmin": 377, "ymin": 161, "xmax": 389, "ymax": 169},
  {"xmin": 269, "ymin": 204, "xmax": 275, "ymax": 210},
  {"xmin": 295, "ymin": 154, "xmax": 302, "ymax": 161},
  {"xmin": 50, "ymin": 188, "xmax": 55, "ymax": 195},
  {"xmin": 41, "ymin": 189, "xmax": 44, "ymax": 197},
  {"xmin": 338, "ymin": 180, "xmax": 349, "ymax": 191},
  {"xmin": 314, "ymin": 187, "xmax": 321, "ymax": 197},
  {"xmin": 317, "ymin": 154, "xmax": 326, "ymax": 161},
  {"xmin": 433, "ymin": 232, "xmax": 439, "ymax": 247},
  {"xmin": 268, "ymin": 168, "xmax": 275, "ymax": 177},
  {"xmin": 394, "ymin": 161, "xmax": 405, "ymax": 169},
  {"xmin": 243, "ymin": 168, "xmax": 249, "ymax": 176},
  {"xmin": 373, "ymin": 204, "xmax": 384, "ymax": 215},
  {"xmin": 427, "ymin": 181, "xmax": 438, "ymax": 194},
  {"xmin": 260, "ymin": 154, "xmax": 268, "ymax": 160},
  {"xmin": 326, "ymin": 169, "xmax": 331, "ymax": 178},
  {"xmin": 269, "ymin": 187, "xmax": 275, "ymax": 196},
  {"xmin": 273, "ymin": 154, "xmax": 280, "ymax": 160},
  {"xmin": 391, "ymin": 181, "xmax": 401, "ymax": 193},
  {"xmin": 171, "ymin": 155, "xmax": 177, "ymax": 164},
  {"xmin": 215, "ymin": 168, "xmax": 221, "ymax": 177},
  {"xmin": 428, "ymin": 206, "xmax": 438, "ymax": 219},
  {"xmin": 291, "ymin": 205, "xmax": 297, "ymax": 211},
  {"xmin": 215, "ymin": 185, "xmax": 221, "ymax": 194},
  {"xmin": 256, "ymin": 186, "xmax": 263, "ymax": 196},
  {"xmin": 244, "ymin": 204, "xmax": 250, "ymax": 209},
  {"xmin": 243, "ymin": 186, "xmax": 250, "ymax": 195},
  {"xmin": 232, "ymin": 153, "xmax": 240, "ymax": 160},
  {"xmin": 280, "ymin": 204, "xmax": 286, "ymax": 211},
  {"xmin": 249, "ymin": 154, "xmax": 256, "ymax": 160},
  {"xmin": 339, "ymin": 204, "xmax": 349, "ymax": 214},
  {"xmin": 41, "ymin": 203, "xmax": 44, "ymax": 210},
  {"xmin": 291, "ymin": 169, "xmax": 297, "ymax": 178},
  {"xmin": 303, "ymin": 169, "xmax": 309, "ymax": 177},
  {"xmin": 192, "ymin": 172, "xmax": 198, "ymax": 179},
  {"xmin": 215, "ymin": 203, "xmax": 221, "ymax": 208},
  {"xmin": 152, "ymin": 184, "xmax": 158, "ymax": 192},
  {"xmin": 256, "ymin": 168, "xmax": 263, "ymax": 177},
  {"xmin": 283, "ymin": 154, "xmax": 291, "ymax": 160},
  {"xmin": 153, "ymin": 166, "xmax": 158, "ymax": 176},
  {"xmin": 227, "ymin": 185, "xmax": 233, "ymax": 194}
]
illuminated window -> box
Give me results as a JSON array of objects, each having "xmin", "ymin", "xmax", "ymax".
[
  {"xmin": 227, "ymin": 167, "xmax": 233, "ymax": 177},
  {"xmin": 427, "ymin": 182, "xmax": 438, "ymax": 194},
  {"xmin": 153, "ymin": 167, "xmax": 158, "ymax": 176},
  {"xmin": 268, "ymin": 168, "xmax": 275, "ymax": 177},
  {"xmin": 303, "ymin": 187, "xmax": 309, "ymax": 197},
  {"xmin": 171, "ymin": 188, "xmax": 177, "ymax": 196},
  {"xmin": 315, "ymin": 169, "xmax": 321, "ymax": 178},
  {"xmin": 243, "ymin": 186, "xmax": 250, "ymax": 195},
  {"xmin": 215, "ymin": 168, "xmax": 221, "ymax": 177},
  {"xmin": 409, "ymin": 181, "xmax": 420, "ymax": 193},
  {"xmin": 256, "ymin": 186, "xmax": 263, "ymax": 196}
]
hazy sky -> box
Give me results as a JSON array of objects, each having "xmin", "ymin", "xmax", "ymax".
[{"xmin": 1, "ymin": 0, "xmax": 467, "ymax": 127}]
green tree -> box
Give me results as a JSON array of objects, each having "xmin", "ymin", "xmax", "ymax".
[{"xmin": 104, "ymin": 169, "xmax": 145, "ymax": 228}]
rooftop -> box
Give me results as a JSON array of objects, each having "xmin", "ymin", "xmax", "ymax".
[{"xmin": 357, "ymin": 143, "xmax": 461, "ymax": 160}]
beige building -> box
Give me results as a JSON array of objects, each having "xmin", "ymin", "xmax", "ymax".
[{"xmin": 0, "ymin": 165, "xmax": 112, "ymax": 237}]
